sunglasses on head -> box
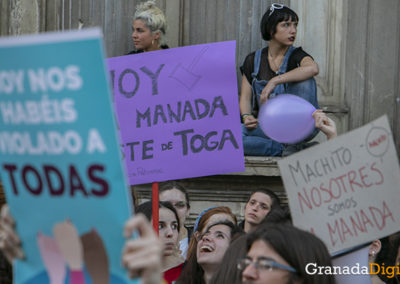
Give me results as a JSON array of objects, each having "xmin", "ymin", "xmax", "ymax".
[{"xmin": 269, "ymin": 3, "xmax": 284, "ymax": 17}]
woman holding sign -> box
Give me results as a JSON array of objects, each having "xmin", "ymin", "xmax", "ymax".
[
  {"xmin": 240, "ymin": 3, "xmax": 319, "ymax": 156},
  {"xmin": 128, "ymin": 1, "xmax": 168, "ymax": 54}
]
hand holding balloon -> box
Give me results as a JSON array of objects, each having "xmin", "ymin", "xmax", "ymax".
[
  {"xmin": 312, "ymin": 110, "xmax": 337, "ymax": 140},
  {"xmin": 258, "ymin": 94, "xmax": 316, "ymax": 144}
]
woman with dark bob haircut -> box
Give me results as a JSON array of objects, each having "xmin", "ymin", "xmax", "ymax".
[
  {"xmin": 240, "ymin": 223, "xmax": 335, "ymax": 284},
  {"xmin": 240, "ymin": 3, "xmax": 320, "ymax": 157}
]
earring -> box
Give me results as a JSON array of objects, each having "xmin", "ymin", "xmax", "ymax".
[
  {"xmin": 152, "ymin": 39, "xmax": 154, "ymax": 46},
  {"xmin": 371, "ymin": 251, "xmax": 376, "ymax": 256}
]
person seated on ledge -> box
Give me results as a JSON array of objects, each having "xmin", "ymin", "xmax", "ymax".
[
  {"xmin": 128, "ymin": 1, "xmax": 168, "ymax": 54},
  {"xmin": 240, "ymin": 3, "xmax": 320, "ymax": 157}
]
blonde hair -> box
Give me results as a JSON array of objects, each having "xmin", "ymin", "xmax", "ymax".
[{"xmin": 134, "ymin": 1, "xmax": 167, "ymax": 45}]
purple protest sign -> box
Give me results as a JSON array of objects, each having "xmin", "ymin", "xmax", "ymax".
[{"xmin": 107, "ymin": 41, "xmax": 244, "ymax": 185}]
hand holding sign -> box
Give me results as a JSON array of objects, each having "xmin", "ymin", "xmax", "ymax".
[
  {"xmin": 258, "ymin": 94, "xmax": 316, "ymax": 143},
  {"xmin": 0, "ymin": 205, "xmax": 24, "ymax": 263}
]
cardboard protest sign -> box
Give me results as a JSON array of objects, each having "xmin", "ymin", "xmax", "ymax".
[
  {"xmin": 0, "ymin": 29, "xmax": 135, "ymax": 284},
  {"xmin": 107, "ymin": 41, "xmax": 244, "ymax": 185},
  {"xmin": 332, "ymin": 245, "xmax": 372, "ymax": 284},
  {"xmin": 279, "ymin": 115, "xmax": 400, "ymax": 253}
]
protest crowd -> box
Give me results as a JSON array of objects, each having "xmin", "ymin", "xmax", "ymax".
[{"xmin": 0, "ymin": 1, "xmax": 399, "ymax": 284}]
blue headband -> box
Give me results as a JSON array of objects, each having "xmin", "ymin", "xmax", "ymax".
[{"xmin": 193, "ymin": 206, "xmax": 217, "ymax": 232}]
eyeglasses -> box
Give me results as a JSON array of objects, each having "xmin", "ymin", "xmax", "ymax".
[
  {"xmin": 195, "ymin": 230, "xmax": 230, "ymax": 242},
  {"xmin": 237, "ymin": 257, "xmax": 297, "ymax": 273},
  {"xmin": 269, "ymin": 3, "xmax": 284, "ymax": 17}
]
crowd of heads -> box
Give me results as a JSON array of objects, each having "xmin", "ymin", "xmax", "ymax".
[
  {"xmin": 132, "ymin": 179, "xmax": 400, "ymax": 284},
  {"xmin": 133, "ymin": 180, "xmax": 342, "ymax": 284},
  {"xmin": 0, "ymin": 2, "xmax": 398, "ymax": 284}
]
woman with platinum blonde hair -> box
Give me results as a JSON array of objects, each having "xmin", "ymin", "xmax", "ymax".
[{"xmin": 128, "ymin": 1, "xmax": 168, "ymax": 54}]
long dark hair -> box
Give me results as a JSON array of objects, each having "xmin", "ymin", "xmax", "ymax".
[
  {"xmin": 247, "ymin": 224, "xmax": 335, "ymax": 284},
  {"xmin": 210, "ymin": 206, "xmax": 290, "ymax": 284},
  {"xmin": 209, "ymin": 234, "xmax": 246, "ymax": 284}
]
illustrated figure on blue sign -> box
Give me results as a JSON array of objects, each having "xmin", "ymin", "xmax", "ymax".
[
  {"xmin": 0, "ymin": 207, "xmax": 166, "ymax": 284},
  {"xmin": 37, "ymin": 221, "xmax": 110, "ymax": 284}
]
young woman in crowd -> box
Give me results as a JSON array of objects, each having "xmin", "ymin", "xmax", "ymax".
[
  {"xmin": 128, "ymin": 1, "xmax": 168, "ymax": 54},
  {"xmin": 186, "ymin": 206, "xmax": 237, "ymax": 261},
  {"xmin": 159, "ymin": 181, "xmax": 192, "ymax": 258},
  {"xmin": 240, "ymin": 3, "xmax": 319, "ymax": 156},
  {"xmin": 177, "ymin": 206, "xmax": 241, "ymax": 284},
  {"xmin": 135, "ymin": 201, "xmax": 184, "ymax": 284},
  {"xmin": 241, "ymin": 189, "xmax": 281, "ymax": 233},
  {"xmin": 239, "ymin": 223, "xmax": 336, "ymax": 284},
  {"xmin": 210, "ymin": 206, "xmax": 292, "ymax": 284},
  {"xmin": 177, "ymin": 220, "xmax": 242, "ymax": 284}
]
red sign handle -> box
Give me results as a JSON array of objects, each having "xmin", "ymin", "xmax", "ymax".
[{"xmin": 152, "ymin": 182, "xmax": 159, "ymax": 234}]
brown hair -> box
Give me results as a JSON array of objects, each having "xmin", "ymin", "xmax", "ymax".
[
  {"xmin": 177, "ymin": 206, "xmax": 238, "ymax": 284},
  {"xmin": 187, "ymin": 206, "xmax": 237, "ymax": 260}
]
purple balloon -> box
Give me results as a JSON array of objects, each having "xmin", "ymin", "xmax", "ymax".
[{"xmin": 258, "ymin": 94, "xmax": 316, "ymax": 144}]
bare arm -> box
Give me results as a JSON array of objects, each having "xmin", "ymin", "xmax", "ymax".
[
  {"xmin": 312, "ymin": 110, "xmax": 337, "ymax": 140},
  {"xmin": 239, "ymin": 75, "xmax": 258, "ymax": 129},
  {"xmin": 260, "ymin": 56, "xmax": 319, "ymax": 104}
]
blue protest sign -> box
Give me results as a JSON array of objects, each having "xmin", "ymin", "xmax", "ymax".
[{"xmin": 0, "ymin": 28, "xmax": 135, "ymax": 284}]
